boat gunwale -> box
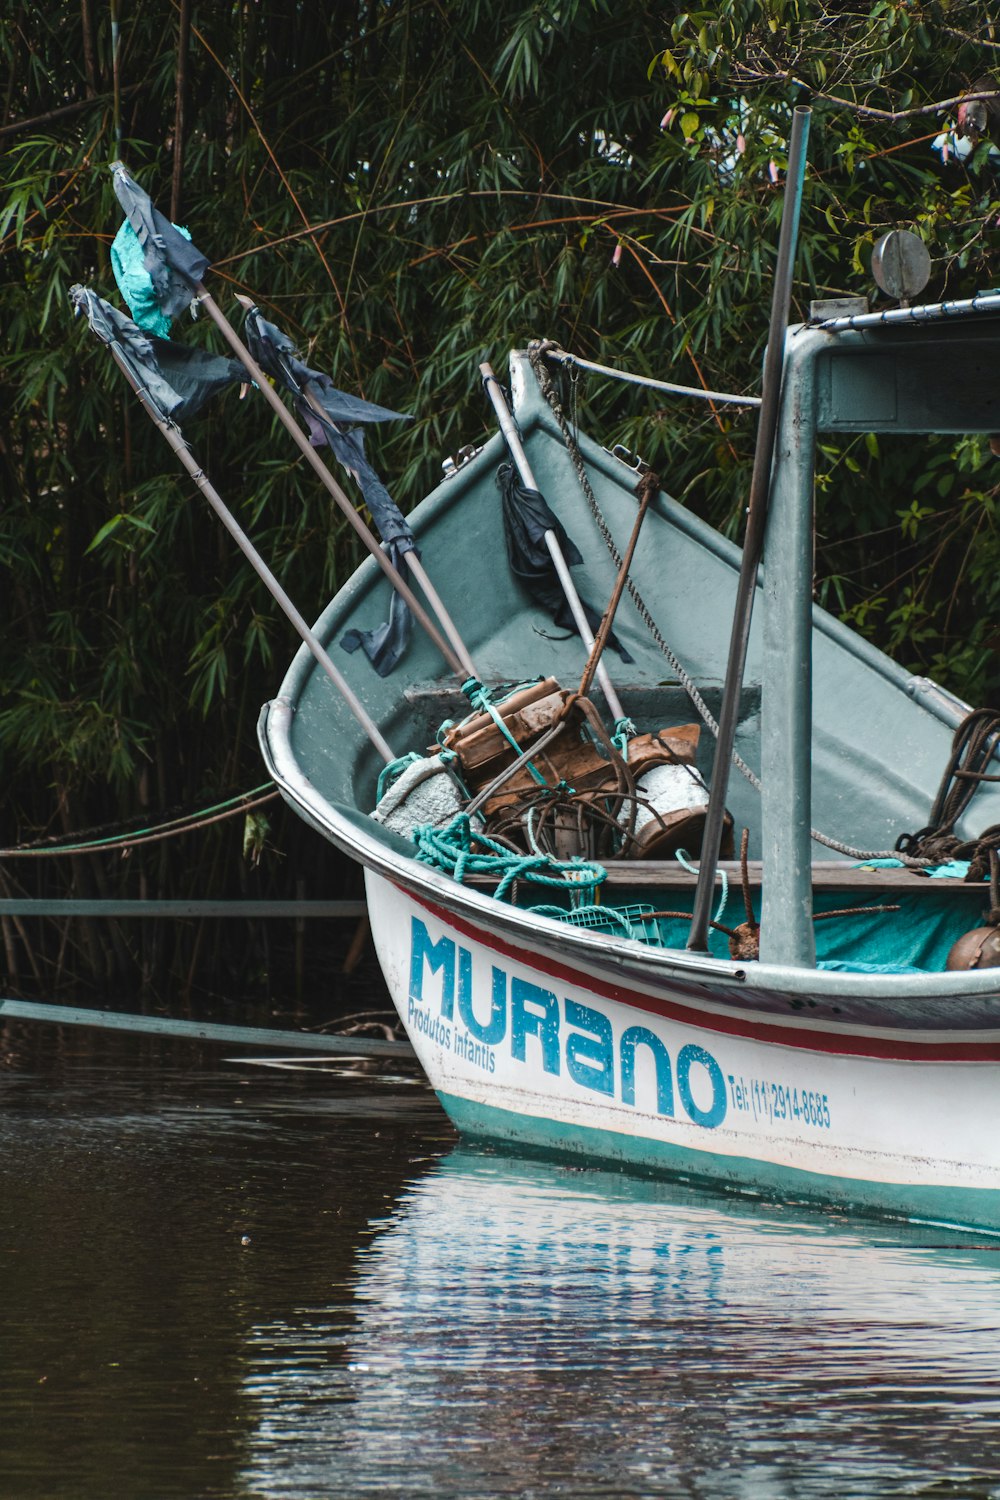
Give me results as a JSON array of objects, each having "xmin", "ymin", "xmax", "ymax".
[{"xmin": 259, "ymin": 697, "xmax": 1000, "ymax": 1014}]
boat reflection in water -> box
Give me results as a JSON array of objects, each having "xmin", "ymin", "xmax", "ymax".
[{"xmin": 240, "ymin": 1146, "xmax": 1000, "ymax": 1498}]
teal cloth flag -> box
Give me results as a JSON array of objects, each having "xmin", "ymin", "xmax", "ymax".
[
  {"xmin": 109, "ymin": 161, "xmax": 209, "ymax": 330},
  {"xmin": 110, "ymin": 219, "xmax": 193, "ymax": 338}
]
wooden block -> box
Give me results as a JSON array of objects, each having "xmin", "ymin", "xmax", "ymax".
[{"xmin": 439, "ymin": 679, "xmax": 566, "ymax": 773}]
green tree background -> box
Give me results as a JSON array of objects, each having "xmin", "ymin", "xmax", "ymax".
[{"xmin": 2, "ymin": 0, "xmax": 999, "ymax": 996}]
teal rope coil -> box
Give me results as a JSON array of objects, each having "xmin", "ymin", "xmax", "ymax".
[
  {"xmin": 412, "ymin": 813, "xmax": 606, "ymax": 901},
  {"xmin": 376, "ymin": 752, "xmax": 424, "ymax": 803},
  {"xmin": 676, "ymin": 848, "xmax": 729, "ymax": 926}
]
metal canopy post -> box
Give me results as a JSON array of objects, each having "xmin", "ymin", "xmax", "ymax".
[
  {"xmin": 758, "ymin": 313, "xmax": 1000, "ymax": 967},
  {"xmin": 759, "ymin": 330, "xmax": 823, "ymax": 967}
]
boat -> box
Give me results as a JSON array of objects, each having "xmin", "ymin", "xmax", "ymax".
[
  {"xmin": 257, "ymin": 297, "xmax": 1000, "ymax": 1238},
  {"xmin": 69, "ymin": 157, "xmax": 1000, "ymax": 1234}
]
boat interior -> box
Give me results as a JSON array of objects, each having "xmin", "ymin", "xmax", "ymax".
[{"xmin": 266, "ymin": 327, "xmax": 1000, "ymax": 975}]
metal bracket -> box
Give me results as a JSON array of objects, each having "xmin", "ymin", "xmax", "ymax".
[
  {"xmin": 608, "ymin": 442, "xmax": 650, "ymax": 475},
  {"xmin": 441, "ymin": 442, "xmax": 484, "ymax": 478}
]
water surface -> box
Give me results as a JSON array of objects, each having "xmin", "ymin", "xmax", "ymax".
[{"xmin": 2, "ymin": 1025, "xmax": 1000, "ymax": 1498}]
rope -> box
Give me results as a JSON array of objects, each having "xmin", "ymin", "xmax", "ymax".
[
  {"xmin": 377, "ymin": 752, "xmax": 424, "ymax": 803},
  {"xmin": 0, "ymin": 784, "xmax": 280, "ymax": 858},
  {"xmin": 895, "ymin": 708, "xmax": 1000, "ymax": 878},
  {"xmin": 459, "ymin": 677, "xmax": 551, "ymax": 789},
  {"xmin": 411, "ymin": 813, "xmax": 606, "ymax": 901},
  {"xmin": 675, "ymin": 848, "xmax": 729, "ymax": 926}
]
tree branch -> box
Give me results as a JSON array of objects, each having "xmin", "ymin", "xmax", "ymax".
[{"xmin": 732, "ymin": 66, "xmax": 1000, "ymax": 123}]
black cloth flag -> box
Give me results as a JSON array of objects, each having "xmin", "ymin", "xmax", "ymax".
[
  {"xmin": 242, "ymin": 307, "xmax": 415, "ymax": 552},
  {"xmin": 70, "ymin": 285, "xmax": 244, "ymax": 422},
  {"xmin": 339, "ymin": 538, "xmax": 415, "ymax": 678},
  {"xmin": 110, "ymin": 162, "xmax": 210, "ymax": 323},
  {"xmin": 242, "ymin": 306, "xmax": 417, "ymax": 676},
  {"xmin": 498, "ymin": 463, "xmax": 633, "ymax": 663}
]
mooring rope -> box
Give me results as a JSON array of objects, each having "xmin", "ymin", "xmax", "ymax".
[{"xmin": 539, "ymin": 343, "xmax": 763, "ymax": 408}]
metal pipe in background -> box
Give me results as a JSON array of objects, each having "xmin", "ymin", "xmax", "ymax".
[
  {"xmin": 688, "ymin": 104, "xmax": 812, "ymax": 954},
  {"xmin": 0, "ymin": 998, "xmax": 412, "ymax": 1057},
  {"xmin": 480, "ymin": 363, "xmax": 627, "ymax": 724}
]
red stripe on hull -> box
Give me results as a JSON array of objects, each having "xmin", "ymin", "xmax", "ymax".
[{"xmin": 402, "ymin": 887, "xmax": 1000, "ymax": 1064}]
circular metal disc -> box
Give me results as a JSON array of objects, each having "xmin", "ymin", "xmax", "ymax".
[{"xmin": 871, "ymin": 230, "xmax": 932, "ymax": 301}]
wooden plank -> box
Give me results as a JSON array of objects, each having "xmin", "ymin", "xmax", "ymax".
[
  {"xmin": 596, "ymin": 861, "xmax": 983, "ymax": 891},
  {"xmin": 466, "ymin": 861, "xmax": 982, "ymax": 892}
]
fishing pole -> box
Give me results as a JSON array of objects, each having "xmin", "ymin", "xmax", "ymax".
[{"xmin": 71, "ymin": 287, "xmax": 396, "ymax": 764}]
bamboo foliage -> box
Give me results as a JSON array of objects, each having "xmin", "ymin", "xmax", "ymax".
[{"xmin": 1, "ymin": 0, "xmax": 1000, "ymax": 992}]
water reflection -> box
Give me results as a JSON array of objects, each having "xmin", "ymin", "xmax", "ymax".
[
  {"xmin": 242, "ymin": 1150, "xmax": 1000, "ymax": 1500},
  {"xmin": 4, "ymin": 1029, "xmax": 1000, "ymax": 1498}
]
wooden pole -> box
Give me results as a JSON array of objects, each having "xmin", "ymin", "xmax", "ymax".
[
  {"xmin": 103, "ymin": 341, "xmax": 397, "ymax": 764},
  {"xmin": 579, "ymin": 475, "xmax": 655, "ymax": 701},
  {"xmin": 196, "ymin": 286, "xmax": 466, "ymax": 676},
  {"xmin": 293, "ymin": 379, "xmax": 478, "ymax": 678}
]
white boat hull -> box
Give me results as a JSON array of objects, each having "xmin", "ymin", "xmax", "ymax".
[{"xmin": 367, "ymin": 871, "xmax": 1000, "ymax": 1233}]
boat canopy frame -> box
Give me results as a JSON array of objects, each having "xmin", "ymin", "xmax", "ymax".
[{"xmin": 761, "ymin": 308, "xmax": 1000, "ymax": 967}]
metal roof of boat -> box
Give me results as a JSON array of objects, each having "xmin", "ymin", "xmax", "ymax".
[{"xmin": 809, "ymin": 290, "xmax": 1000, "ymax": 334}]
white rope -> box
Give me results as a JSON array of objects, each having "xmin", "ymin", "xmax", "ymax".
[{"xmin": 541, "ymin": 344, "xmax": 762, "ymax": 408}]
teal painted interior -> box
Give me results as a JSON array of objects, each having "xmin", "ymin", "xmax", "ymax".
[{"xmin": 522, "ymin": 885, "xmax": 988, "ymax": 971}]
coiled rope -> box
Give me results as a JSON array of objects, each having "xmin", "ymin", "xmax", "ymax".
[
  {"xmin": 411, "ymin": 812, "xmax": 606, "ymax": 901},
  {"xmin": 895, "ymin": 708, "xmax": 1000, "ymax": 878}
]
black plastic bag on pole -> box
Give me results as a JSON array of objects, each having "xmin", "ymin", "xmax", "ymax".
[{"xmin": 497, "ymin": 463, "xmax": 633, "ymax": 664}]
